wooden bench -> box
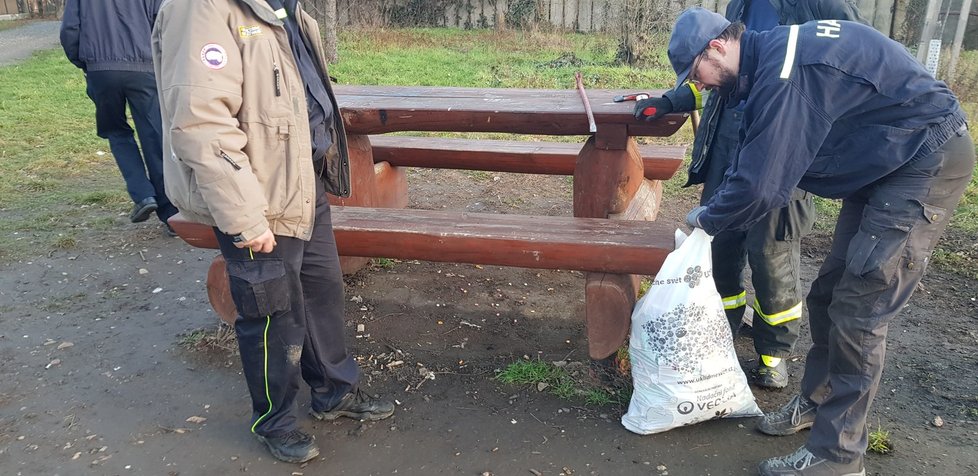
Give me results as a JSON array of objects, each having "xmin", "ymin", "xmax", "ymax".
[
  {"xmin": 172, "ymin": 85, "xmax": 689, "ymax": 359},
  {"xmin": 368, "ymin": 135, "xmax": 685, "ymax": 180}
]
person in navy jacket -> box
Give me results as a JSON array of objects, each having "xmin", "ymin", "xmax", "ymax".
[
  {"xmin": 669, "ymin": 8, "xmax": 974, "ymax": 476},
  {"xmin": 637, "ymin": 0, "xmax": 866, "ymax": 391},
  {"xmin": 60, "ymin": 0, "xmax": 178, "ymax": 233}
]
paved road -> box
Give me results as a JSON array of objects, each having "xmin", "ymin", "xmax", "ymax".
[{"xmin": 0, "ymin": 20, "xmax": 61, "ymax": 66}]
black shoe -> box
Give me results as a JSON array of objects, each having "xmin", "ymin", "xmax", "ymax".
[
  {"xmin": 310, "ymin": 388, "xmax": 395, "ymax": 422},
  {"xmin": 163, "ymin": 223, "xmax": 178, "ymax": 238},
  {"xmin": 255, "ymin": 429, "xmax": 320, "ymax": 464},
  {"xmin": 752, "ymin": 357, "xmax": 789, "ymax": 389},
  {"xmin": 130, "ymin": 197, "xmax": 158, "ymax": 223}
]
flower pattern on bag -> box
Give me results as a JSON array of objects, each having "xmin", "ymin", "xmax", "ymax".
[
  {"xmin": 683, "ymin": 265, "xmax": 703, "ymax": 288},
  {"xmin": 640, "ymin": 302, "xmax": 730, "ymax": 373}
]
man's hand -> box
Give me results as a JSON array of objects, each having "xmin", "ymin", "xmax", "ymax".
[
  {"xmin": 235, "ymin": 229, "xmax": 277, "ymax": 253},
  {"xmin": 634, "ymin": 95, "xmax": 673, "ymax": 121},
  {"xmin": 686, "ymin": 206, "xmax": 707, "ymax": 229}
]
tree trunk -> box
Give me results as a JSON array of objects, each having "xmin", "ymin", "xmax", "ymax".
[{"xmin": 323, "ymin": 0, "xmax": 339, "ymax": 64}]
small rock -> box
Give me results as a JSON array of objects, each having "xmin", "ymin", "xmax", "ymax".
[
  {"xmin": 537, "ymin": 382, "xmax": 550, "ymax": 392},
  {"xmin": 186, "ymin": 416, "xmax": 207, "ymax": 424},
  {"xmin": 45, "ymin": 359, "xmax": 61, "ymax": 369},
  {"xmin": 356, "ymin": 324, "xmax": 365, "ymax": 333},
  {"xmin": 152, "ymin": 288, "xmax": 163, "ymax": 294},
  {"xmin": 138, "ymin": 268, "xmax": 149, "ymax": 275},
  {"xmin": 57, "ymin": 342, "xmax": 74, "ymax": 350},
  {"xmin": 933, "ymin": 416, "xmax": 945, "ymax": 427}
]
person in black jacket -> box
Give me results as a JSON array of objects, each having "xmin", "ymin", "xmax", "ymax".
[
  {"xmin": 60, "ymin": 0, "xmax": 178, "ymax": 234},
  {"xmin": 636, "ymin": 0, "xmax": 865, "ymax": 390},
  {"xmin": 670, "ymin": 8, "xmax": 973, "ymax": 475}
]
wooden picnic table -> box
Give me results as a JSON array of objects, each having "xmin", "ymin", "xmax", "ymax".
[{"xmin": 172, "ymin": 85, "xmax": 690, "ymax": 360}]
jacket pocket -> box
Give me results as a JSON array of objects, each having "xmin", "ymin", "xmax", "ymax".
[{"xmin": 225, "ymin": 258, "xmax": 292, "ymax": 319}]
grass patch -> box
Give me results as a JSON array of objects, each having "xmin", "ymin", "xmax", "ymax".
[
  {"xmin": 867, "ymin": 423, "xmax": 894, "ymax": 455},
  {"xmin": 496, "ymin": 358, "xmax": 627, "ymax": 406},
  {"xmin": 179, "ymin": 324, "xmax": 237, "ymax": 353},
  {"xmin": 372, "ymin": 257, "xmax": 396, "ymax": 269}
]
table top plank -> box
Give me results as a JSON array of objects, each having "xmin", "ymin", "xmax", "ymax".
[{"xmin": 334, "ymin": 85, "xmax": 687, "ymax": 136}]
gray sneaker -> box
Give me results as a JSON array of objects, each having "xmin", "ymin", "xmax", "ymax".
[
  {"xmin": 758, "ymin": 446, "xmax": 865, "ymax": 476},
  {"xmin": 757, "ymin": 394, "xmax": 817, "ymax": 436}
]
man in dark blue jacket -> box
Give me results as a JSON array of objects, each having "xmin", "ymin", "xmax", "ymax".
[
  {"xmin": 636, "ymin": 0, "xmax": 865, "ymax": 390},
  {"xmin": 60, "ymin": 0, "xmax": 178, "ymax": 234},
  {"xmin": 670, "ymin": 7, "xmax": 973, "ymax": 476}
]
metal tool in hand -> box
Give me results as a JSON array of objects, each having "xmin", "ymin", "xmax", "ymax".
[
  {"xmin": 574, "ymin": 72, "xmax": 597, "ymax": 133},
  {"xmin": 614, "ymin": 92, "xmax": 657, "ymax": 118}
]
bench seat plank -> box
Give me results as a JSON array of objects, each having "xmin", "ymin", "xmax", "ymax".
[
  {"xmin": 369, "ymin": 136, "xmax": 685, "ymax": 180},
  {"xmin": 330, "ymin": 206, "xmax": 673, "ymax": 275}
]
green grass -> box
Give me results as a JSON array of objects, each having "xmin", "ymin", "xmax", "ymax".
[
  {"xmin": 0, "ymin": 28, "xmax": 975, "ymax": 273},
  {"xmin": 868, "ymin": 424, "xmax": 894, "ymax": 455},
  {"xmin": 496, "ymin": 359, "xmax": 627, "ymax": 406}
]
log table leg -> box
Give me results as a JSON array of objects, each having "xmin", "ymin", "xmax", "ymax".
[
  {"xmin": 574, "ymin": 131, "xmax": 661, "ymax": 359},
  {"xmin": 329, "ymin": 134, "xmax": 408, "ymax": 274}
]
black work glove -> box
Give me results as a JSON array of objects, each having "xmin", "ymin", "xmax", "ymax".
[{"xmin": 634, "ymin": 95, "xmax": 673, "ymax": 121}]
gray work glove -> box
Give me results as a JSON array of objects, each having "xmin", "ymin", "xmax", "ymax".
[{"xmin": 686, "ymin": 205, "xmax": 707, "ymax": 229}]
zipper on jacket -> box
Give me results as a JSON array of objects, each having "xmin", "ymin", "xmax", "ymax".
[
  {"xmin": 219, "ymin": 150, "xmax": 242, "ymax": 170},
  {"xmin": 273, "ymin": 63, "xmax": 281, "ymax": 97}
]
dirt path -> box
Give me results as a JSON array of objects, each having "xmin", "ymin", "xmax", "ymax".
[{"xmin": 2, "ymin": 168, "xmax": 977, "ymax": 475}]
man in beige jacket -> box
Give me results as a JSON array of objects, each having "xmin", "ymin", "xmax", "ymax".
[{"xmin": 153, "ymin": 0, "xmax": 393, "ymax": 463}]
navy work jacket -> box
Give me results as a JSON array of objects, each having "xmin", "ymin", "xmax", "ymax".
[
  {"xmin": 60, "ymin": 0, "xmax": 163, "ymax": 73},
  {"xmin": 699, "ymin": 20, "xmax": 967, "ymax": 236}
]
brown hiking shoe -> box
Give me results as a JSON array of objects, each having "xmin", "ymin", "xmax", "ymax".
[{"xmin": 310, "ymin": 389, "xmax": 395, "ymax": 422}]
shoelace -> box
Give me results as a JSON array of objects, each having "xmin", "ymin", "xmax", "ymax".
[
  {"xmin": 783, "ymin": 395, "xmax": 814, "ymax": 426},
  {"xmin": 279, "ymin": 429, "xmax": 311, "ymax": 445},
  {"xmin": 770, "ymin": 448, "xmax": 817, "ymax": 469}
]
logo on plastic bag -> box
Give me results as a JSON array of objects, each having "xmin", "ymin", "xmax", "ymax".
[
  {"xmin": 640, "ymin": 302, "xmax": 731, "ymax": 373},
  {"xmin": 684, "ymin": 265, "xmax": 704, "ymax": 288}
]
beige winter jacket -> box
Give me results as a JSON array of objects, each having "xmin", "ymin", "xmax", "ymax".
[{"xmin": 152, "ymin": 0, "xmax": 350, "ymax": 241}]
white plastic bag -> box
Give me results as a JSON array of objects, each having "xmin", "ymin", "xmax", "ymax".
[{"xmin": 622, "ymin": 228, "xmax": 762, "ymax": 435}]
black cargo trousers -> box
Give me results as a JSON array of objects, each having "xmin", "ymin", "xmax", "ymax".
[
  {"xmin": 700, "ymin": 106, "xmax": 815, "ymax": 359},
  {"xmin": 800, "ymin": 127, "xmax": 975, "ymax": 463},
  {"xmin": 214, "ymin": 180, "xmax": 360, "ymax": 438}
]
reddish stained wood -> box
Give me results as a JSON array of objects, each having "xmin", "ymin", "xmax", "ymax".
[
  {"xmin": 331, "ymin": 206, "xmax": 673, "ymax": 275},
  {"xmin": 207, "ymin": 255, "xmax": 237, "ymax": 325},
  {"xmin": 334, "ymin": 85, "xmax": 687, "ymax": 136},
  {"xmin": 586, "ymin": 273, "xmax": 640, "ymax": 359},
  {"xmin": 368, "ymin": 136, "xmax": 685, "ymax": 180},
  {"xmin": 169, "ymin": 207, "xmax": 673, "ymax": 275},
  {"xmin": 573, "ymin": 137, "xmax": 646, "ymax": 218}
]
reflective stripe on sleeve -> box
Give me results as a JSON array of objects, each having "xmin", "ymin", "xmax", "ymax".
[{"xmin": 780, "ymin": 25, "xmax": 800, "ymax": 80}]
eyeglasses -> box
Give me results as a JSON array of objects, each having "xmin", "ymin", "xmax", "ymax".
[{"xmin": 687, "ymin": 51, "xmax": 708, "ymax": 85}]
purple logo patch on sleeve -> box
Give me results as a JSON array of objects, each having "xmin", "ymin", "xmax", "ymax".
[{"xmin": 200, "ymin": 43, "xmax": 228, "ymax": 70}]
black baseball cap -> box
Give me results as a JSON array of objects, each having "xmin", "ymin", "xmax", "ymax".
[{"xmin": 668, "ymin": 7, "xmax": 731, "ymax": 88}]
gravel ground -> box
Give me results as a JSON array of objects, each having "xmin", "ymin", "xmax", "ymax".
[{"xmin": 0, "ymin": 20, "xmax": 61, "ymax": 66}]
